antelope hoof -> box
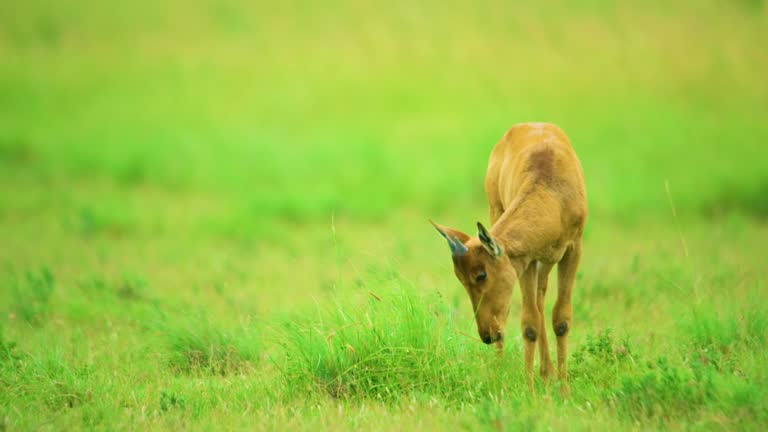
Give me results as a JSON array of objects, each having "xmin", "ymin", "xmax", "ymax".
[
  {"xmin": 540, "ymin": 364, "xmax": 553, "ymax": 380},
  {"xmin": 495, "ymin": 340, "xmax": 504, "ymax": 354}
]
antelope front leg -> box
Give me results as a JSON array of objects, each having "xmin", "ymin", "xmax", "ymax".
[
  {"xmin": 519, "ymin": 263, "xmax": 540, "ymax": 393},
  {"xmin": 536, "ymin": 262, "xmax": 554, "ymax": 380},
  {"xmin": 553, "ymin": 242, "xmax": 582, "ymax": 397}
]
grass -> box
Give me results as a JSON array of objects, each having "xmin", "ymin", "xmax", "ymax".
[
  {"xmin": 1, "ymin": 0, "xmax": 768, "ymax": 430},
  {"xmin": 280, "ymin": 282, "xmax": 529, "ymax": 402},
  {"xmin": 7, "ymin": 268, "xmax": 55, "ymax": 326}
]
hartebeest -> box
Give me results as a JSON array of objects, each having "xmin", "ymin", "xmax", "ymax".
[{"xmin": 431, "ymin": 123, "xmax": 587, "ymax": 394}]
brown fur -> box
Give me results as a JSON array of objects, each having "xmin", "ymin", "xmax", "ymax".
[{"xmin": 431, "ymin": 123, "xmax": 587, "ymax": 394}]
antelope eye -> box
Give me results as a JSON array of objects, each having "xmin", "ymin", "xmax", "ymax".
[{"xmin": 475, "ymin": 272, "xmax": 487, "ymax": 283}]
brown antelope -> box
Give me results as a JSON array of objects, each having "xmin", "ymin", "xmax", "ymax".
[{"xmin": 431, "ymin": 123, "xmax": 587, "ymax": 394}]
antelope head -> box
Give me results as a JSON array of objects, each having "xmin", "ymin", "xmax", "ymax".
[{"xmin": 431, "ymin": 220, "xmax": 517, "ymax": 346}]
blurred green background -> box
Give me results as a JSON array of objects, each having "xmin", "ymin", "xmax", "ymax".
[
  {"xmin": 2, "ymin": 0, "xmax": 766, "ymax": 226},
  {"xmin": 1, "ymin": 1, "xmax": 767, "ymax": 430}
]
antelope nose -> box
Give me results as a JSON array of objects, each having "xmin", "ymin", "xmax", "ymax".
[{"xmin": 481, "ymin": 332, "xmax": 502, "ymax": 344}]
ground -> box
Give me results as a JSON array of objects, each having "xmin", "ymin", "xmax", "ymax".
[{"xmin": 1, "ymin": 1, "xmax": 767, "ymax": 430}]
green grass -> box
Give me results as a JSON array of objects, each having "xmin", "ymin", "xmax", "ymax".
[{"xmin": 1, "ymin": 0, "xmax": 768, "ymax": 430}]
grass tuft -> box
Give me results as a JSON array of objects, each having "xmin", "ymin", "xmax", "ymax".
[
  {"xmin": 280, "ymin": 280, "xmax": 526, "ymax": 402},
  {"xmin": 0, "ymin": 347, "xmax": 96, "ymax": 413},
  {"xmin": 10, "ymin": 268, "xmax": 54, "ymax": 326},
  {"xmin": 0, "ymin": 332, "xmax": 21, "ymax": 364},
  {"xmin": 159, "ymin": 389, "xmax": 187, "ymax": 412},
  {"xmin": 569, "ymin": 328, "xmax": 637, "ymax": 391},
  {"xmin": 160, "ymin": 316, "xmax": 260, "ymax": 376},
  {"xmin": 613, "ymin": 356, "xmax": 716, "ymax": 423},
  {"xmin": 678, "ymin": 302, "xmax": 768, "ymax": 372}
]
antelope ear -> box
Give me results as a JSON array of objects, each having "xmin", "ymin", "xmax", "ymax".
[
  {"xmin": 477, "ymin": 222, "xmax": 503, "ymax": 257},
  {"xmin": 429, "ymin": 220, "xmax": 470, "ymax": 256}
]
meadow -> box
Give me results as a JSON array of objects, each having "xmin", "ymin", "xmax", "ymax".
[{"xmin": 1, "ymin": 1, "xmax": 768, "ymax": 430}]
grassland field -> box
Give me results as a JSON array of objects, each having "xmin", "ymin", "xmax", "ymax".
[{"xmin": 1, "ymin": 1, "xmax": 768, "ymax": 430}]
